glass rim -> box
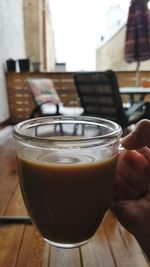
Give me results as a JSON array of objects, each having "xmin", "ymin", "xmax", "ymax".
[{"xmin": 13, "ymin": 115, "xmax": 123, "ymax": 143}]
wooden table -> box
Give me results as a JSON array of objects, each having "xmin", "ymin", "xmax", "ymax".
[{"xmin": 0, "ymin": 126, "xmax": 149, "ymax": 267}]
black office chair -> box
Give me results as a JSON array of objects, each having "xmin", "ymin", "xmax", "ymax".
[{"xmin": 74, "ymin": 70, "xmax": 150, "ymax": 130}]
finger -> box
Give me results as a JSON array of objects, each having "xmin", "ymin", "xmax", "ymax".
[
  {"xmin": 114, "ymin": 171, "xmax": 142, "ymax": 200},
  {"xmin": 118, "ymin": 150, "xmax": 149, "ymax": 183},
  {"xmin": 137, "ymin": 147, "xmax": 150, "ymax": 164},
  {"xmin": 111, "ymin": 200, "xmax": 141, "ymax": 235},
  {"xmin": 121, "ymin": 120, "xmax": 150, "ymax": 149},
  {"xmin": 117, "ymin": 150, "xmax": 149, "ymax": 197}
]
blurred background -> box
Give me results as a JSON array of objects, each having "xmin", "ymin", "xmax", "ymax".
[{"xmin": 1, "ymin": 0, "xmax": 150, "ymax": 124}]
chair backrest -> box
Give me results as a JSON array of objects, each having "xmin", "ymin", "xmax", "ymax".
[
  {"xmin": 26, "ymin": 78, "xmax": 61, "ymax": 106},
  {"xmin": 74, "ymin": 70, "xmax": 128, "ymax": 128}
]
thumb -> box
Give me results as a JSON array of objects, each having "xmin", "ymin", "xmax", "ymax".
[{"xmin": 121, "ymin": 120, "xmax": 150, "ymax": 149}]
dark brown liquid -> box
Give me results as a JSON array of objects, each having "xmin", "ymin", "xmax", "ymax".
[{"xmin": 17, "ymin": 155, "xmax": 117, "ymax": 245}]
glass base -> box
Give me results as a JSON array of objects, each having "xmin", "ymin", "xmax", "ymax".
[{"xmin": 44, "ymin": 237, "xmax": 91, "ymax": 248}]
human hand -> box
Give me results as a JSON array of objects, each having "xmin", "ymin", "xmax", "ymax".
[{"xmin": 111, "ymin": 119, "xmax": 150, "ymax": 259}]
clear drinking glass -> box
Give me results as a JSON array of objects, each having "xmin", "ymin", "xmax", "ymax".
[{"xmin": 13, "ymin": 116, "xmax": 122, "ymax": 248}]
